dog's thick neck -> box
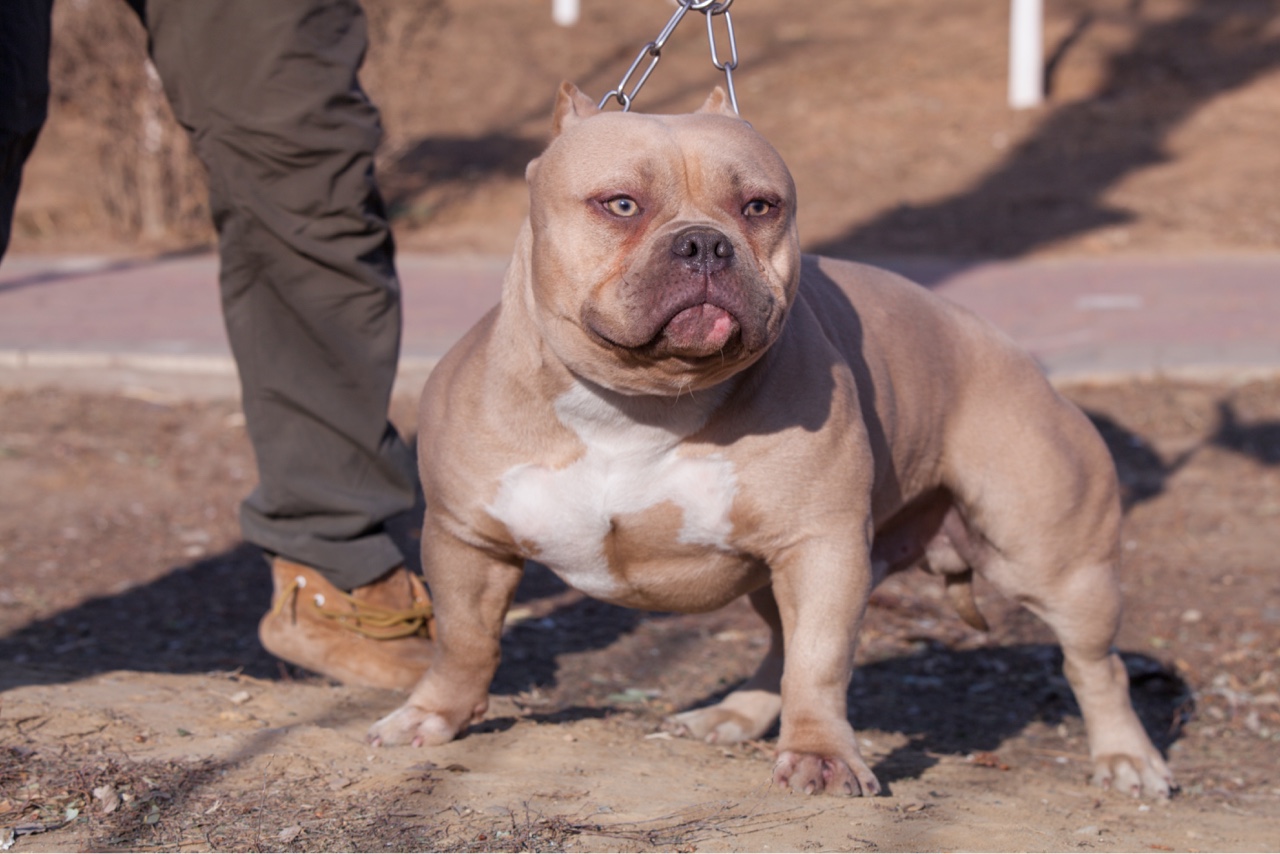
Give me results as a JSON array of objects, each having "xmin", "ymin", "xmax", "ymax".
[{"xmin": 559, "ymin": 372, "xmax": 736, "ymax": 441}]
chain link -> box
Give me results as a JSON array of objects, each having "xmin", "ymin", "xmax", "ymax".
[
  {"xmin": 704, "ymin": 4, "xmax": 739, "ymax": 113},
  {"xmin": 598, "ymin": 0, "xmax": 740, "ymax": 114}
]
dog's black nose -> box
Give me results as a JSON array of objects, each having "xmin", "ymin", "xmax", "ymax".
[{"xmin": 672, "ymin": 227, "xmax": 734, "ymax": 272}]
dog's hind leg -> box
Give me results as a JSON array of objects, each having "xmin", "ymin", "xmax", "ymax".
[
  {"xmin": 665, "ymin": 585, "xmax": 784, "ymax": 744},
  {"xmin": 940, "ymin": 376, "xmax": 1174, "ymax": 796},
  {"xmin": 978, "ymin": 550, "xmax": 1175, "ymax": 798}
]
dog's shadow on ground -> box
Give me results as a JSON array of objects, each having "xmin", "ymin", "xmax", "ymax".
[
  {"xmin": 848, "ymin": 642, "xmax": 1189, "ymax": 788},
  {"xmin": 488, "ymin": 565, "xmax": 1190, "ymax": 788}
]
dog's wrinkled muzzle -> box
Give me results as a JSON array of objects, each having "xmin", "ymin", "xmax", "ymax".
[{"xmin": 584, "ymin": 225, "xmax": 777, "ymax": 361}]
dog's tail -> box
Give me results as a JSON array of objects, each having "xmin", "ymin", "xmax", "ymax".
[{"xmin": 944, "ymin": 570, "xmax": 989, "ymax": 632}]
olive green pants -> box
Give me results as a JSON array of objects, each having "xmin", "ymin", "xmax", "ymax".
[{"xmin": 0, "ymin": 0, "xmax": 418, "ymax": 590}]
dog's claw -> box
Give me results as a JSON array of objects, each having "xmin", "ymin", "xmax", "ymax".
[
  {"xmin": 662, "ymin": 719, "xmax": 691, "ymax": 739},
  {"xmin": 1090, "ymin": 752, "xmax": 1174, "ymax": 799},
  {"xmin": 773, "ymin": 750, "xmax": 879, "ymax": 797},
  {"xmin": 367, "ymin": 702, "xmax": 464, "ymax": 748}
]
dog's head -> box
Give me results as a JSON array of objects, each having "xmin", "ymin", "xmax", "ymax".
[{"xmin": 522, "ymin": 82, "xmax": 801, "ymax": 396}]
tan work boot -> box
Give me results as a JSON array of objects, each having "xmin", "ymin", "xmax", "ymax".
[{"xmin": 258, "ymin": 557, "xmax": 434, "ymax": 690}]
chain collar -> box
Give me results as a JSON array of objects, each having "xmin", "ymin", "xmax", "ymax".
[{"xmin": 598, "ymin": 0, "xmax": 740, "ymax": 115}]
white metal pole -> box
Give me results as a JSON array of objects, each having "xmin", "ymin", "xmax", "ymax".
[
  {"xmin": 1009, "ymin": 0, "xmax": 1044, "ymax": 109},
  {"xmin": 553, "ymin": 0, "xmax": 580, "ymax": 27}
]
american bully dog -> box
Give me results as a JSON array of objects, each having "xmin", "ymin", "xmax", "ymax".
[{"xmin": 367, "ymin": 83, "xmax": 1174, "ymax": 798}]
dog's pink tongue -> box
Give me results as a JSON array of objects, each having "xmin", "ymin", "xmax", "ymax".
[{"xmin": 662, "ymin": 303, "xmax": 738, "ymax": 355}]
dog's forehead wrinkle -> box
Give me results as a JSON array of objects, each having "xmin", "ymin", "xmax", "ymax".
[
  {"xmin": 559, "ymin": 112, "xmax": 680, "ymax": 169},
  {"xmin": 573, "ymin": 116, "xmax": 757, "ymax": 205}
]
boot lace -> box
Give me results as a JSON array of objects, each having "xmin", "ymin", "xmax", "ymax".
[{"xmin": 271, "ymin": 575, "xmax": 434, "ymax": 640}]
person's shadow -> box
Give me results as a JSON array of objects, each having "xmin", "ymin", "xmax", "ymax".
[{"xmin": 0, "ymin": 544, "xmax": 649, "ymax": 693}]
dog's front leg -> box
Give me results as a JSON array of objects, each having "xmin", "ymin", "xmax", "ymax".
[
  {"xmin": 769, "ymin": 528, "xmax": 881, "ymax": 796},
  {"xmin": 368, "ymin": 517, "xmax": 521, "ymax": 748}
]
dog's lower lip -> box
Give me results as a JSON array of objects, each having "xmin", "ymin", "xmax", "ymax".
[
  {"xmin": 587, "ymin": 304, "xmax": 741, "ymax": 355},
  {"xmin": 659, "ymin": 303, "xmax": 740, "ymax": 355}
]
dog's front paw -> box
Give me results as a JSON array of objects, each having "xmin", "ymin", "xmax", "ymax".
[
  {"xmin": 772, "ymin": 750, "xmax": 881, "ymax": 797},
  {"xmin": 367, "ymin": 702, "xmax": 468, "ymax": 748},
  {"xmin": 1091, "ymin": 752, "xmax": 1175, "ymax": 799}
]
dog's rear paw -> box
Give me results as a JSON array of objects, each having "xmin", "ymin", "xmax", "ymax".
[
  {"xmin": 665, "ymin": 708, "xmax": 759, "ymax": 744},
  {"xmin": 1091, "ymin": 752, "xmax": 1175, "ymax": 799},
  {"xmin": 664, "ymin": 690, "xmax": 781, "ymax": 744},
  {"xmin": 367, "ymin": 703, "xmax": 462, "ymax": 748},
  {"xmin": 773, "ymin": 750, "xmax": 881, "ymax": 797}
]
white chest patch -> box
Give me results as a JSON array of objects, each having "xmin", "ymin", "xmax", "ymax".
[{"xmin": 486, "ymin": 382, "xmax": 738, "ymax": 599}]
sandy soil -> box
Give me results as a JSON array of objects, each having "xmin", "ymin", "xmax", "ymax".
[{"xmin": 2, "ymin": 378, "xmax": 1279, "ymax": 852}]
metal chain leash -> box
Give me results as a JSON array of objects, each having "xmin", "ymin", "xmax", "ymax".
[{"xmin": 598, "ymin": 0, "xmax": 740, "ymax": 115}]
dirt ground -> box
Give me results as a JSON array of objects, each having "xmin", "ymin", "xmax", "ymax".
[
  {"xmin": 1, "ymin": 377, "xmax": 1278, "ymax": 852},
  {"xmin": 10, "ymin": 0, "xmax": 1280, "ymax": 258}
]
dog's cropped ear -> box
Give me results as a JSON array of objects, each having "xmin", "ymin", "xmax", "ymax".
[
  {"xmin": 696, "ymin": 87, "xmax": 737, "ymax": 118},
  {"xmin": 551, "ymin": 81, "xmax": 601, "ymax": 137}
]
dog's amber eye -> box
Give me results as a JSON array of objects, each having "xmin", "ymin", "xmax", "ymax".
[
  {"xmin": 603, "ymin": 197, "xmax": 641, "ymax": 217},
  {"xmin": 743, "ymin": 199, "xmax": 773, "ymax": 217}
]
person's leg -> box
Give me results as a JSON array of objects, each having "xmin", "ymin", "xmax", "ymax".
[
  {"xmin": 0, "ymin": 0, "xmax": 54, "ymax": 259},
  {"xmin": 140, "ymin": 0, "xmax": 431, "ymax": 688},
  {"xmin": 143, "ymin": 0, "xmax": 416, "ymax": 590}
]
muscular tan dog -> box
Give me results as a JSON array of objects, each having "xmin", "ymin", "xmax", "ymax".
[{"xmin": 368, "ymin": 83, "xmax": 1174, "ymax": 798}]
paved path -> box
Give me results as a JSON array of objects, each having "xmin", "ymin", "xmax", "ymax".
[{"xmin": 1, "ymin": 251, "xmax": 1276, "ymax": 398}]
